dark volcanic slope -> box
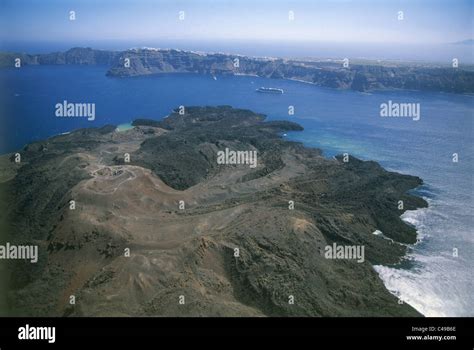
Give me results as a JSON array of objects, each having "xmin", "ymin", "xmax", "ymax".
[
  {"xmin": 0, "ymin": 106, "xmax": 426, "ymax": 317},
  {"xmin": 1, "ymin": 47, "xmax": 473, "ymax": 93}
]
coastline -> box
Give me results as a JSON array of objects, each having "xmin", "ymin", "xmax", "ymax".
[
  {"xmin": 1, "ymin": 47, "xmax": 473, "ymax": 94},
  {"xmin": 287, "ymin": 133, "xmax": 430, "ymax": 316},
  {"xmin": 373, "ymin": 201, "xmax": 430, "ymax": 316}
]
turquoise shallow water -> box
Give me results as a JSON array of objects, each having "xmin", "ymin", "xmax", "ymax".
[
  {"xmin": 116, "ymin": 122, "xmax": 134, "ymax": 132},
  {"xmin": 1, "ymin": 65, "xmax": 473, "ymax": 315}
]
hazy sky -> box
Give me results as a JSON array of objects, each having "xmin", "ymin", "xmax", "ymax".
[{"xmin": 0, "ymin": 0, "xmax": 472, "ymax": 44}]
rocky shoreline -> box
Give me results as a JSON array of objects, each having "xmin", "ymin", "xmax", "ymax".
[
  {"xmin": 1, "ymin": 47, "xmax": 473, "ymax": 93},
  {"xmin": 0, "ymin": 106, "xmax": 427, "ymax": 316}
]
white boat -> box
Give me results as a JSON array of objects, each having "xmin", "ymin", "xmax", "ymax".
[{"xmin": 256, "ymin": 87, "xmax": 284, "ymax": 94}]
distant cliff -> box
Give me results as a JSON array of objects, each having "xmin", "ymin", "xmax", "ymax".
[
  {"xmin": 0, "ymin": 47, "xmax": 120, "ymax": 66},
  {"xmin": 1, "ymin": 47, "xmax": 473, "ymax": 94}
]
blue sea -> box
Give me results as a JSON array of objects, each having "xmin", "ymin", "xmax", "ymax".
[{"xmin": 0, "ymin": 65, "xmax": 473, "ymax": 316}]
